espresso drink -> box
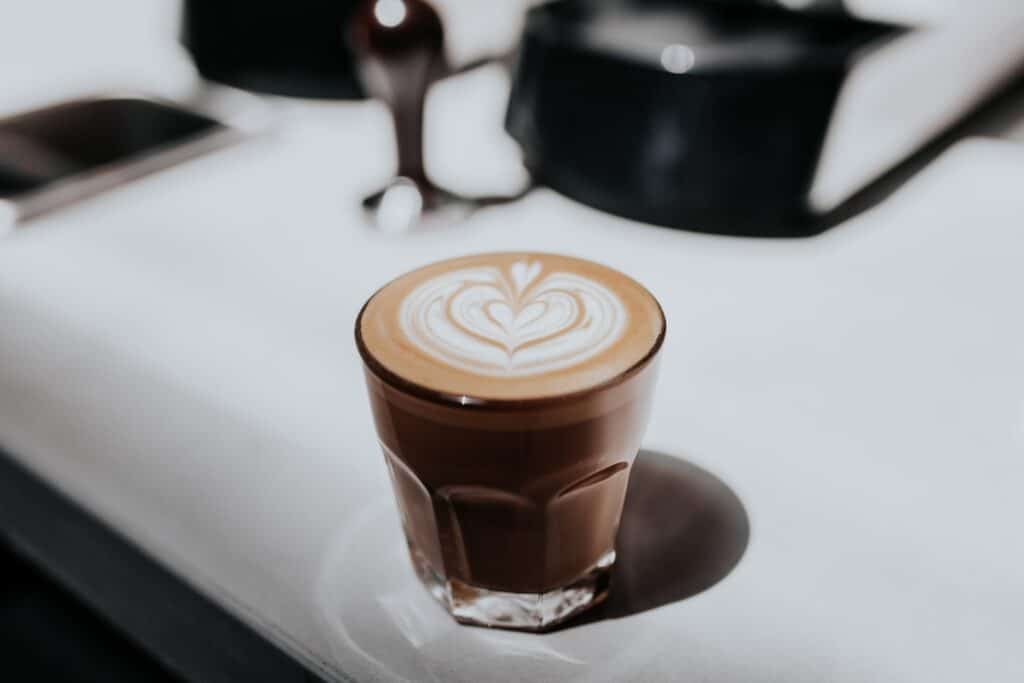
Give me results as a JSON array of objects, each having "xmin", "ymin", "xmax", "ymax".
[{"xmin": 357, "ymin": 252, "xmax": 664, "ymax": 630}]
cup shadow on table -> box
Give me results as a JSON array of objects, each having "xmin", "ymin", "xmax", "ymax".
[{"xmin": 557, "ymin": 450, "xmax": 750, "ymax": 631}]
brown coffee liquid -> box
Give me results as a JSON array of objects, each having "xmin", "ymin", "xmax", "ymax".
[
  {"xmin": 357, "ymin": 252, "xmax": 665, "ymax": 596},
  {"xmin": 363, "ymin": 359, "xmax": 660, "ymax": 593}
]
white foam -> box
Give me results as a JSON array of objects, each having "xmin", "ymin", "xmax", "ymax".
[{"xmin": 399, "ymin": 259, "xmax": 628, "ymax": 377}]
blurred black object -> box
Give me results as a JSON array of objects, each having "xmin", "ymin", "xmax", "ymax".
[
  {"xmin": 182, "ymin": 0, "xmax": 366, "ymax": 99},
  {"xmin": 350, "ymin": 0, "xmax": 447, "ymax": 208},
  {"xmin": 0, "ymin": 544, "xmax": 179, "ymax": 682},
  {"xmin": 506, "ymin": 0, "xmax": 900, "ymax": 235},
  {"xmin": 0, "ymin": 449, "xmax": 323, "ymax": 682},
  {"xmin": 0, "ymin": 97, "xmax": 255, "ymax": 227},
  {"xmin": 350, "ymin": 0, "xmax": 532, "ymax": 231},
  {"xmin": 0, "ymin": 99, "xmax": 219, "ymax": 198}
]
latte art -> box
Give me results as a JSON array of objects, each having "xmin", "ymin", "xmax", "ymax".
[
  {"xmin": 360, "ymin": 252, "xmax": 664, "ymax": 400},
  {"xmin": 399, "ymin": 260, "xmax": 628, "ymax": 377}
]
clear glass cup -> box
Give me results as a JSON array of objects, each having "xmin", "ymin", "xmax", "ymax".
[{"xmin": 357, "ymin": 291, "xmax": 663, "ymax": 631}]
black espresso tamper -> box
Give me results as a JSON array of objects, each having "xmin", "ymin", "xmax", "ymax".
[
  {"xmin": 349, "ymin": 0, "xmax": 530, "ymax": 230},
  {"xmin": 350, "ymin": 0, "xmax": 448, "ymax": 210}
]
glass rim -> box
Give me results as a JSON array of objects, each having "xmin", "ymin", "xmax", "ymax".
[{"xmin": 355, "ymin": 289, "xmax": 666, "ymax": 412}]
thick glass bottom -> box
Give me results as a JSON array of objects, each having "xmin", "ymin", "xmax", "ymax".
[{"xmin": 406, "ymin": 541, "xmax": 614, "ymax": 632}]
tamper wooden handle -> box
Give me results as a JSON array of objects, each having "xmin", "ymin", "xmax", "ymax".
[{"xmin": 350, "ymin": 0, "xmax": 446, "ymax": 189}]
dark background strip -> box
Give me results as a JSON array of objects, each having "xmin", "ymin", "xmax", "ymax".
[{"xmin": 0, "ymin": 448, "xmax": 328, "ymax": 683}]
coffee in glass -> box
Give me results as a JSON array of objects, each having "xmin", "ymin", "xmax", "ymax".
[{"xmin": 356, "ymin": 252, "xmax": 664, "ymax": 630}]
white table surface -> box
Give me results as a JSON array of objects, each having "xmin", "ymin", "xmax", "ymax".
[{"xmin": 2, "ymin": 2, "xmax": 1024, "ymax": 681}]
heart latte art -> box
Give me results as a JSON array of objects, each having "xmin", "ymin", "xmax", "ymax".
[{"xmin": 399, "ymin": 260, "xmax": 628, "ymax": 377}]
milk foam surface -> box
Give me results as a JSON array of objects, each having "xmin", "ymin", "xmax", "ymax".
[
  {"xmin": 359, "ymin": 253, "xmax": 664, "ymax": 401},
  {"xmin": 399, "ymin": 259, "xmax": 627, "ymax": 377}
]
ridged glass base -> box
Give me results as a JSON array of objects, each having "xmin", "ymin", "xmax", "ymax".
[{"xmin": 407, "ymin": 542, "xmax": 614, "ymax": 632}]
